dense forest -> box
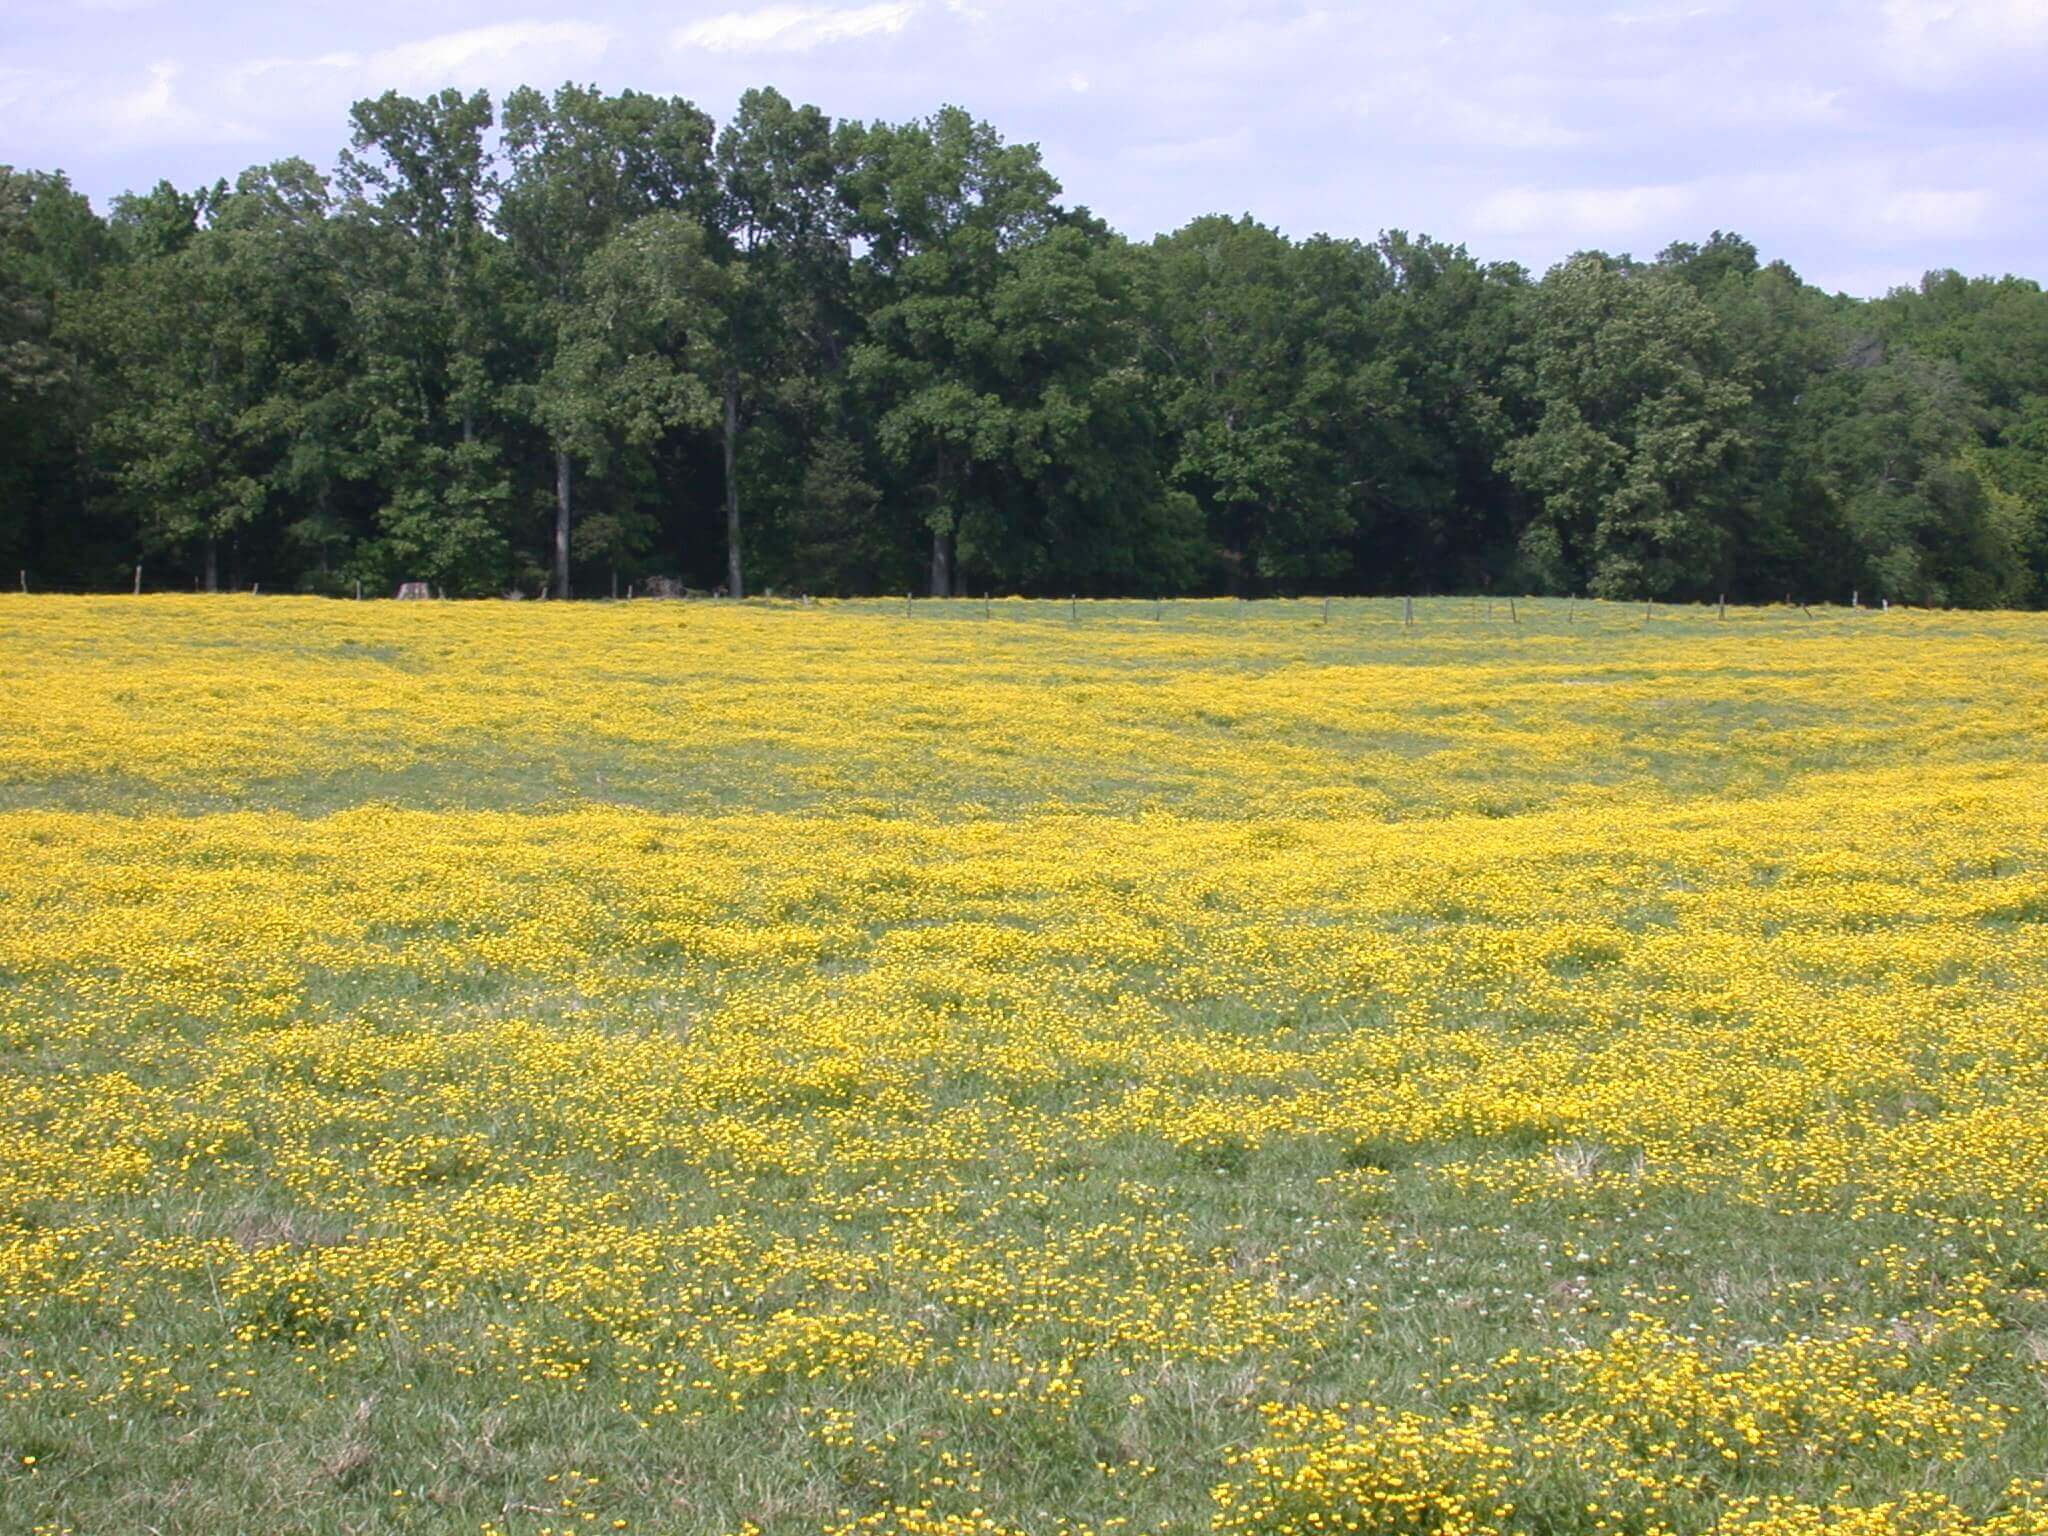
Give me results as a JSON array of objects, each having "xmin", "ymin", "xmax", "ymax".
[{"xmin": 5, "ymin": 84, "xmax": 2047, "ymax": 604}]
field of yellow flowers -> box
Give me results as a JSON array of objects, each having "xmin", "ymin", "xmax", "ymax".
[{"xmin": 3, "ymin": 594, "xmax": 2046, "ymax": 1536}]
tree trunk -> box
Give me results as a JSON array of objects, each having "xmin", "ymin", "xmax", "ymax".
[
  {"xmin": 318, "ymin": 480, "xmax": 333, "ymax": 574},
  {"xmin": 203, "ymin": 537, "xmax": 219, "ymax": 594},
  {"xmin": 553, "ymin": 450, "xmax": 572, "ymax": 600},
  {"xmin": 722, "ymin": 370, "xmax": 743, "ymax": 600},
  {"xmin": 929, "ymin": 447, "xmax": 955, "ymax": 598}
]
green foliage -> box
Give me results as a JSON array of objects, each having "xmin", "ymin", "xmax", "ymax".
[
  {"xmin": 2, "ymin": 168, "xmax": 115, "ymax": 575},
  {"xmin": 1805, "ymin": 352, "xmax": 2018, "ymax": 607},
  {"xmin": 501, "ymin": 83, "xmax": 717, "ymax": 596},
  {"xmin": 844, "ymin": 105, "xmax": 1069, "ymax": 594},
  {"xmin": 1148, "ymin": 215, "xmax": 1361, "ymax": 588},
  {"xmin": 1502, "ymin": 254, "xmax": 1753, "ymax": 598},
  {"xmin": 64, "ymin": 163, "xmax": 344, "ymax": 589},
  {"xmin": 330, "ymin": 87, "xmax": 522, "ymax": 596},
  {"xmin": 555, "ymin": 210, "xmax": 724, "ymax": 456},
  {"xmin": 5, "ymin": 95, "xmax": 2048, "ymax": 606}
]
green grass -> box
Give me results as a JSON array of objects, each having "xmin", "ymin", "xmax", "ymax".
[{"xmin": 2, "ymin": 596, "xmax": 2046, "ymax": 1536}]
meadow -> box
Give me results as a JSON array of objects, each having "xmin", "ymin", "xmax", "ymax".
[{"xmin": 2, "ymin": 594, "xmax": 2046, "ymax": 1536}]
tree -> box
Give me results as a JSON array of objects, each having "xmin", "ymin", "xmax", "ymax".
[
  {"xmin": 1875, "ymin": 271, "xmax": 2048, "ymax": 430},
  {"xmin": 72, "ymin": 165, "xmax": 341, "ymax": 590},
  {"xmin": 1145, "ymin": 217, "xmax": 1366, "ymax": 591},
  {"xmin": 1970, "ymin": 395, "xmax": 2048, "ymax": 601},
  {"xmin": 6, "ymin": 89, "xmax": 2048, "ymax": 608},
  {"xmin": 842, "ymin": 106, "xmax": 1062, "ymax": 595},
  {"xmin": 1805, "ymin": 351, "xmax": 2019, "ymax": 606},
  {"xmin": 2, "ymin": 168, "xmax": 113, "ymax": 577},
  {"xmin": 1662, "ymin": 246, "xmax": 1845, "ymax": 600},
  {"xmin": 214, "ymin": 161, "xmax": 358, "ymax": 594},
  {"xmin": 709, "ymin": 87, "xmax": 851, "ymax": 598},
  {"xmin": 1355, "ymin": 232, "xmax": 1526, "ymax": 591},
  {"xmin": 548, "ymin": 209, "xmax": 725, "ymax": 577},
  {"xmin": 965, "ymin": 220, "xmax": 1203, "ymax": 593},
  {"xmin": 106, "ymin": 179, "xmax": 203, "ymax": 260},
  {"xmin": 333, "ymin": 88, "xmax": 520, "ymax": 594},
  {"xmin": 1502, "ymin": 254, "xmax": 1752, "ymax": 598},
  {"xmin": 499, "ymin": 84, "xmax": 715, "ymax": 596}
]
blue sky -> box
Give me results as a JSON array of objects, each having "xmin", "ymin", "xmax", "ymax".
[{"xmin": 6, "ymin": 0, "xmax": 2045, "ymax": 295}]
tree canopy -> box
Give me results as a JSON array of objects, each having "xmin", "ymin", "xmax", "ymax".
[{"xmin": 5, "ymin": 86, "xmax": 2047, "ymax": 605}]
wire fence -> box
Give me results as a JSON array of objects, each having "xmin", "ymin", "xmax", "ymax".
[{"xmin": 7, "ymin": 570, "xmax": 1917, "ymax": 627}]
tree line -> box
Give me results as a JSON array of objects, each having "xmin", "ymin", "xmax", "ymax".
[{"xmin": 5, "ymin": 84, "xmax": 2047, "ymax": 605}]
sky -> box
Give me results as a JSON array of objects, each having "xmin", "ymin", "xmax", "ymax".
[{"xmin": 5, "ymin": 0, "xmax": 2046, "ymax": 296}]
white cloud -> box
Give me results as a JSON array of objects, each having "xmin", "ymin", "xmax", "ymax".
[
  {"xmin": 223, "ymin": 52, "xmax": 361, "ymax": 105},
  {"xmin": 1124, "ymin": 128, "xmax": 1254, "ymax": 167},
  {"xmin": 112, "ymin": 60, "xmax": 179, "ymax": 128},
  {"xmin": 1605, "ymin": 4, "xmax": 1720, "ymax": 24},
  {"xmin": 1170, "ymin": 7, "xmax": 1337, "ymax": 75},
  {"xmin": 0, "ymin": 65, "xmax": 73, "ymax": 120},
  {"xmin": 101, "ymin": 59, "xmax": 255, "ymax": 147},
  {"xmin": 372, "ymin": 21, "xmax": 615, "ymax": 88},
  {"xmin": 1348, "ymin": 76, "xmax": 1588, "ymax": 150},
  {"xmin": 1875, "ymin": 185, "xmax": 1990, "ymax": 233},
  {"xmin": 16, "ymin": 20, "xmax": 622, "ymax": 160},
  {"xmin": 672, "ymin": 3, "xmax": 918, "ymax": 53},
  {"xmin": 1708, "ymin": 163, "xmax": 2008, "ymax": 244},
  {"xmin": 5, "ymin": 0, "xmax": 2042, "ymax": 292},
  {"xmin": 0, "ymin": 60, "xmax": 206, "ymax": 155},
  {"xmin": 1878, "ymin": 0, "xmax": 2048, "ymax": 85},
  {"xmin": 214, "ymin": 22, "xmax": 616, "ymax": 137},
  {"xmin": 1458, "ymin": 161, "xmax": 2012, "ymax": 278},
  {"xmin": 1718, "ymin": 82, "xmax": 1843, "ymax": 124},
  {"xmin": 1471, "ymin": 183, "xmax": 1696, "ymax": 240}
]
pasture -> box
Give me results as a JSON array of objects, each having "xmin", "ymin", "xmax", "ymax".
[{"xmin": 2, "ymin": 596, "xmax": 2046, "ymax": 1536}]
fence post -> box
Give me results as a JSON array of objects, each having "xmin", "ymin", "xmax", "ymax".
[
  {"xmin": 1567, "ymin": 595, "xmax": 1575, "ymax": 624},
  {"xmin": 905, "ymin": 591, "xmax": 912, "ymax": 617},
  {"xmin": 252, "ymin": 582, "xmax": 260, "ymax": 596},
  {"xmin": 1404, "ymin": 595, "xmax": 1413, "ymax": 628},
  {"xmin": 1155, "ymin": 597, "xmax": 1162, "ymax": 621},
  {"xmin": 1509, "ymin": 596, "xmax": 1518, "ymax": 624},
  {"xmin": 134, "ymin": 564, "xmax": 142, "ymax": 596},
  {"xmin": 985, "ymin": 592, "xmax": 991, "ymax": 619},
  {"xmin": 1718, "ymin": 594, "xmax": 1725, "ymax": 621},
  {"xmin": 1070, "ymin": 593, "xmax": 1077, "ymax": 622},
  {"xmin": 1851, "ymin": 588, "xmax": 1858, "ymax": 609},
  {"xmin": 18, "ymin": 570, "xmax": 24, "ymax": 594},
  {"xmin": 355, "ymin": 578, "xmax": 362, "ymax": 601}
]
